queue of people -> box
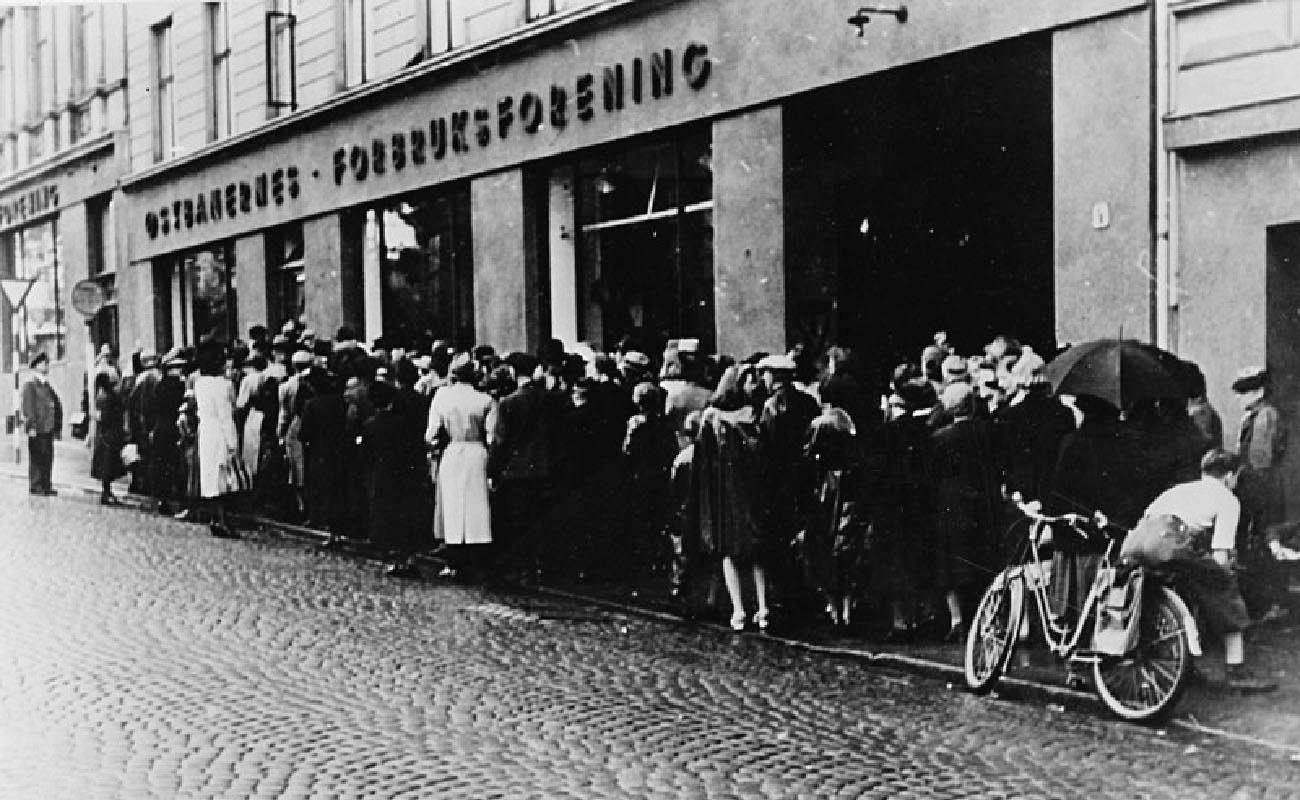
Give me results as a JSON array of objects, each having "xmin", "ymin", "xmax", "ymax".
[{"xmin": 78, "ymin": 323, "xmax": 1293, "ymax": 689}]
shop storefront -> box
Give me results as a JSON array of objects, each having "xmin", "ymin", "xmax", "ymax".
[
  {"xmin": 119, "ymin": 0, "xmax": 1154, "ymax": 370},
  {"xmin": 0, "ymin": 133, "xmax": 124, "ymax": 436}
]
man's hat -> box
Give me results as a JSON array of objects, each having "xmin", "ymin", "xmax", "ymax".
[
  {"xmin": 29, "ymin": 352, "xmax": 49, "ymax": 368},
  {"xmin": 1231, "ymin": 366, "xmax": 1269, "ymax": 394},
  {"xmin": 941, "ymin": 354, "xmax": 969, "ymax": 382}
]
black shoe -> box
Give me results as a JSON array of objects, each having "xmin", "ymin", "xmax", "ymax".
[
  {"xmin": 210, "ymin": 523, "xmax": 240, "ymax": 539},
  {"xmin": 385, "ymin": 563, "xmax": 421, "ymax": 579},
  {"xmin": 100, "ymin": 495, "xmax": 123, "ymax": 507},
  {"xmin": 42, "ymin": 489, "xmax": 57, "ymax": 496},
  {"xmin": 1226, "ymin": 666, "xmax": 1278, "ymax": 693},
  {"xmin": 883, "ymin": 626, "xmax": 917, "ymax": 645}
]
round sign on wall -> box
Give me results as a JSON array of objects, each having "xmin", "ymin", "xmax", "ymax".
[{"xmin": 71, "ymin": 279, "xmax": 106, "ymax": 317}]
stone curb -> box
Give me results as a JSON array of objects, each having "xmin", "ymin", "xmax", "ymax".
[{"xmin": 11, "ymin": 467, "xmax": 1300, "ymax": 755}]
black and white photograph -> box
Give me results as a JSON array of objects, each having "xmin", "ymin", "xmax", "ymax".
[{"xmin": 2, "ymin": 0, "xmax": 1300, "ymax": 797}]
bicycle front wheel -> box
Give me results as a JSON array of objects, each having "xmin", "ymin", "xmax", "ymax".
[
  {"xmin": 1093, "ymin": 586, "xmax": 1191, "ymax": 723},
  {"xmin": 964, "ymin": 574, "xmax": 1022, "ymax": 693}
]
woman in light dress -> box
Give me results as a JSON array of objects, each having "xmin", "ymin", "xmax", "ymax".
[
  {"xmin": 194, "ymin": 340, "xmax": 241, "ymax": 538},
  {"xmin": 425, "ymin": 355, "xmax": 496, "ymax": 577}
]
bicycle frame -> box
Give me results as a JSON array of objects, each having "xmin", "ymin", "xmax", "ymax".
[{"xmin": 1007, "ymin": 516, "xmax": 1202, "ymax": 664}]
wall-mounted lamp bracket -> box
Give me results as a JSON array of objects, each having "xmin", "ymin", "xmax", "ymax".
[{"xmin": 848, "ymin": 4, "xmax": 908, "ymax": 36}]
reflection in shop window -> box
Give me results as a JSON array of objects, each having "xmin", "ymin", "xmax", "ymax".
[
  {"xmin": 6, "ymin": 220, "xmax": 64, "ymax": 369},
  {"xmin": 377, "ymin": 187, "xmax": 474, "ymax": 348},
  {"xmin": 268, "ymin": 223, "xmax": 304, "ymax": 331},
  {"xmin": 575, "ymin": 128, "xmax": 714, "ymax": 353},
  {"xmin": 186, "ymin": 246, "xmax": 237, "ymax": 344}
]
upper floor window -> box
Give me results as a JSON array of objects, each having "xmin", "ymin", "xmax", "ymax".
[
  {"xmin": 420, "ymin": 0, "xmax": 605, "ymax": 56},
  {"xmin": 267, "ymin": 0, "xmax": 296, "ymax": 113},
  {"xmin": 0, "ymin": 14, "xmax": 11, "ymax": 134},
  {"xmin": 70, "ymin": 5, "xmax": 87, "ymax": 98},
  {"xmin": 526, "ymin": 0, "xmax": 602, "ymax": 21},
  {"xmin": 28, "ymin": 9, "xmax": 47, "ymax": 121},
  {"xmin": 150, "ymin": 18, "xmax": 175, "ymax": 162},
  {"xmin": 344, "ymin": 0, "xmax": 374, "ymax": 86},
  {"xmin": 209, "ymin": 2, "xmax": 232, "ymax": 139}
]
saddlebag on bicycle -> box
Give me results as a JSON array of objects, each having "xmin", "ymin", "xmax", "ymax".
[{"xmin": 1092, "ymin": 567, "xmax": 1146, "ymax": 657}]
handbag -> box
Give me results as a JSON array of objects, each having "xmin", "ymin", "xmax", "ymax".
[
  {"xmin": 219, "ymin": 452, "xmax": 254, "ymax": 494},
  {"xmin": 120, "ymin": 442, "xmax": 140, "ymax": 467},
  {"xmin": 70, "ymin": 412, "xmax": 89, "ymax": 440},
  {"xmin": 1120, "ymin": 513, "xmax": 1201, "ymax": 567}
]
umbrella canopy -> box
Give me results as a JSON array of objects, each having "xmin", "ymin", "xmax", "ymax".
[{"xmin": 1042, "ymin": 338, "xmax": 1187, "ymax": 409}]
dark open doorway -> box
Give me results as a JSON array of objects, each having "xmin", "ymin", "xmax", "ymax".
[
  {"xmin": 1266, "ymin": 222, "xmax": 1300, "ymax": 518},
  {"xmin": 785, "ymin": 35, "xmax": 1055, "ymax": 379}
]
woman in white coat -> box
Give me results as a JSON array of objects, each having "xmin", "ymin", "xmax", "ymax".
[
  {"xmin": 195, "ymin": 339, "xmax": 241, "ymax": 538},
  {"xmin": 426, "ymin": 355, "xmax": 495, "ymax": 577}
]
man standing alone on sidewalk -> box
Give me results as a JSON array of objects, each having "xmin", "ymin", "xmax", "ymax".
[{"xmin": 20, "ymin": 353, "xmax": 62, "ymax": 496}]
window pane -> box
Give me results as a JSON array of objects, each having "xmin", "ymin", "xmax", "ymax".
[
  {"xmin": 188, "ymin": 247, "xmax": 234, "ymax": 343},
  {"xmin": 451, "ymin": 0, "xmax": 523, "ymax": 47},
  {"xmin": 15, "ymin": 221, "xmax": 64, "ymax": 364},
  {"xmin": 379, "ymin": 189, "xmax": 473, "ymax": 347}
]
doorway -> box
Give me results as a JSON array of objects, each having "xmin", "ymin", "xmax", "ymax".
[
  {"xmin": 784, "ymin": 35, "xmax": 1055, "ymax": 378},
  {"xmin": 1266, "ymin": 222, "xmax": 1300, "ymax": 518}
]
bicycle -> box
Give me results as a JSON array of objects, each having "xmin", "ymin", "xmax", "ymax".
[{"xmin": 963, "ymin": 497, "xmax": 1202, "ymax": 722}]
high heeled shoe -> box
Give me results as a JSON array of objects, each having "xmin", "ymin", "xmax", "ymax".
[
  {"xmin": 753, "ymin": 609, "xmax": 770, "ymax": 631},
  {"xmin": 729, "ymin": 612, "xmax": 747, "ymax": 631}
]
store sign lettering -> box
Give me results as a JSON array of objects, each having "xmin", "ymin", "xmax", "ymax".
[
  {"xmin": 0, "ymin": 184, "xmax": 59, "ymax": 228},
  {"xmin": 144, "ymin": 167, "xmax": 300, "ymax": 240},
  {"xmin": 332, "ymin": 42, "xmax": 713, "ymax": 186}
]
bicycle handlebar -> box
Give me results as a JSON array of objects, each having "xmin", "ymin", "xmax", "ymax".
[{"xmin": 1009, "ymin": 494, "xmax": 1126, "ymax": 540}]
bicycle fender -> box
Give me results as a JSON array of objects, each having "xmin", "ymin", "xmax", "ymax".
[{"xmin": 1161, "ymin": 586, "xmax": 1202, "ymax": 657}]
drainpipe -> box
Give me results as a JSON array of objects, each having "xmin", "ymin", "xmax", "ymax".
[{"xmin": 1154, "ymin": 0, "xmax": 1173, "ymax": 350}]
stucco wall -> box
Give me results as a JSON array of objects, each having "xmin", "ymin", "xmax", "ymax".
[
  {"xmin": 1177, "ymin": 134, "xmax": 1300, "ymax": 459},
  {"xmin": 713, "ymin": 105, "xmax": 785, "ymax": 358},
  {"xmin": 1052, "ymin": 8, "xmax": 1153, "ymax": 348}
]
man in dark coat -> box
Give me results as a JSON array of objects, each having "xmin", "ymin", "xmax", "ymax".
[
  {"xmin": 298, "ymin": 370, "xmax": 349, "ymax": 538},
  {"xmin": 995, "ymin": 376, "xmax": 1076, "ymax": 503},
  {"xmin": 126, "ymin": 350, "xmax": 162, "ymax": 496},
  {"xmin": 19, "ymin": 353, "xmax": 62, "ymax": 496},
  {"xmin": 757, "ymin": 354, "xmax": 820, "ymax": 552},
  {"xmin": 489, "ymin": 353, "xmax": 561, "ymax": 583},
  {"xmin": 360, "ymin": 380, "xmax": 427, "ymax": 576},
  {"xmin": 148, "ymin": 351, "xmax": 188, "ymax": 514}
]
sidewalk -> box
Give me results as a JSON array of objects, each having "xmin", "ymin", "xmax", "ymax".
[{"xmin": 5, "ymin": 450, "xmax": 1300, "ymax": 753}]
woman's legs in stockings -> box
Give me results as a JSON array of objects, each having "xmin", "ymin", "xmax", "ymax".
[
  {"xmin": 722, "ymin": 557, "xmax": 746, "ymax": 629},
  {"xmin": 752, "ymin": 563, "xmax": 770, "ymax": 628}
]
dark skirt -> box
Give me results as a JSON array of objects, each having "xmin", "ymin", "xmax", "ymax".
[{"xmin": 91, "ymin": 427, "xmax": 127, "ymax": 482}]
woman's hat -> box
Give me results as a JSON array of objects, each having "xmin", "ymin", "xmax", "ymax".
[
  {"xmin": 757, "ymin": 354, "xmax": 797, "ymax": 372},
  {"xmin": 896, "ymin": 380, "xmax": 937, "ymax": 411},
  {"xmin": 941, "ymin": 354, "xmax": 969, "ymax": 382},
  {"xmin": 1231, "ymin": 366, "xmax": 1269, "ymax": 394},
  {"xmin": 290, "ymin": 349, "xmax": 313, "ymax": 367},
  {"xmin": 161, "ymin": 347, "xmax": 187, "ymax": 368}
]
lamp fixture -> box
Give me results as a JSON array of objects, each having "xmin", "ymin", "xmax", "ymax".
[{"xmin": 848, "ymin": 3, "xmax": 908, "ymax": 36}]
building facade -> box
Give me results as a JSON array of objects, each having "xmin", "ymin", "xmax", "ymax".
[
  {"xmin": 117, "ymin": 0, "xmax": 1155, "ymax": 373},
  {"xmin": 0, "ymin": 5, "xmax": 130, "ymax": 435},
  {"xmin": 1162, "ymin": 0, "xmax": 1300, "ymax": 515}
]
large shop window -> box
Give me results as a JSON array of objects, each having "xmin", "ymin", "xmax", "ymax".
[
  {"xmin": 576, "ymin": 128, "xmax": 714, "ymax": 353},
  {"xmin": 152, "ymin": 243, "xmax": 237, "ymax": 351},
  {"xmin": 87, "ymin": 197, "xmax": 118, "ymax": 354},
  {"xmin": 1, "ymin": 218, "xmax": 64, "ymax": 371},
  {"xmin": 375, "ymin": 186, "xmax": 473, "ymax": 348},
  {"xmin": 267, "ymin": 223, "xmax": 304, "ymax": 332}
]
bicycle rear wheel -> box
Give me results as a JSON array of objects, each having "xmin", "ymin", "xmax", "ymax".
[
  {"xmin": 964, "ymin": 574, "xmax": 1022, "ymax": 693},
  {"xmin": 1093, "ymin": 587, "xmax": 1190, "ymax": 722}
]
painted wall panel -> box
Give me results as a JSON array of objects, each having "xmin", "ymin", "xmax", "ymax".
[{"xmin": 1052, "ymin": 9, "xmax": 1152, "ymax": 347}]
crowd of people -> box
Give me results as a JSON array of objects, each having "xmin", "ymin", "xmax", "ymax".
[{"xmin": 77, "ymin": 323, "xmax": 1295, "ymax": 687}]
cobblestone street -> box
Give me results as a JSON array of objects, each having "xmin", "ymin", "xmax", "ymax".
[{"xmin": 1, "ymin": 482, "xmax": 1298, "ymax": 800}]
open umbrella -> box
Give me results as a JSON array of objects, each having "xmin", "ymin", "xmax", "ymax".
[{"xmin": 1042, "ymin": 338, "xmax": 1187, "ymax": 409}]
